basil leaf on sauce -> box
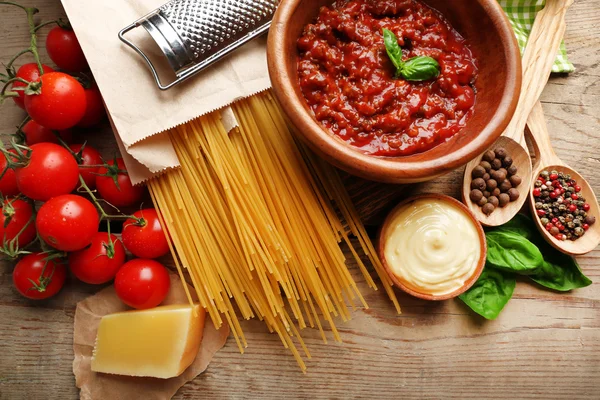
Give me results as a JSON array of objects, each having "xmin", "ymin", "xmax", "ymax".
[
  {"xmin": 382, "ymin": 28, "xmax": 440, "ymax": 81},
  {"xmin": 400, "ymin": 56, "xmax": 440, "ymax": 81},
  {"xmin": 458, "ymin": 266, "xmax": 516, "ymax": 320},
  {"xmin": 382, "ymin": 28, "xmax": 404, "ymax": 72},
  {"xmin": 485, "ymin": 230, "xmax": 544, "ymax": 275}
]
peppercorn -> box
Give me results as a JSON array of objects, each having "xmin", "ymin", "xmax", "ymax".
[
  {"xmin": 585, "ymin": 215, "xmax": 596, "ymax": 226},
  {"xmin": 574, "ymin": 227, "xmax": 585, "ymax": 237},
  {"xmin": 499, "ymin": 180, "xmax": 512, "ymax": 193},
  {"xmin": 478, "ymin": 197, "xmax": 488, "ymax": 207},
  {"xmin": 509, "ymin": 175, "xmax": 522, "ymax": 187},
  {"xmin": 482, "ymin": 150, "xmax": 496, "ymax": 163},
  {"xmin": 494, "ymin": 147, "xmax": 507, "ymax": 159},
  {"xmin": 502, "ymin": 156, "xmax": 513, "ymax": 168},
  {"xmin": 507, "ymin": 165, "xmax": 518, "ymax": 176},
  {"xmin": 550, "ymin": 226, "xmax": 559, "ymax": 235},
  {"xmin": 479, "ymin": 161, "xmax": 492, "ymax": 172},
  {"xmin": 565, "ymin": 214, "xmax": 574, "ymax": 222},
  {"xmin": 507, "ymin": 188, "xmax": 519, "ymax": 201},
  {"xmin": 482, "ymin": 203, "xmax": 495, "ymax": 215},
  {"xmin": 535, "ymin": 202, "xmax": 543, "ymax": 209},
  {"xmin": 472, "ymin": 165, "xmax": 486, "ymax": 179},
  {"xmin": 540, "ymin": 170, "xmax": 549, "ymax": 179},
  {"xmin": 487, "ymin": 196, "xmax": 499, "ymax": 208},
  {"xmin": 471, "ymin": 177, "xmax": 486, "ymax": 191},
  {"xmin": 540, "ymin": 217, "xmax": 549, "ymax": 225},
  {"xmin": 486, "ymin": 179, "xmax": 498, "ymax": 191},
  {"xmin": 559, "ymin": 216, "xmax": 566, "ymax": 224},
  {"xmin": 483, "ymin": 190, "xmax": 491, "ymax": 198},
  {"xmin": 542, "ymin": 204, "xmax": 550, "ymax": 210},
  {"xmin": 534, "ymin": 180, "xmax": 542, "ymax": 188},
  {"xmin": 498, "ymin": 193, "xmax": 510, "ymax": 207},
  {"xmin": 492, "ymin": 188, "xmax": 501, "ymax": 197},
  {"xmin": 491, "ymin": 170, "xmax": 506, "ymax": 182},
  {"xmin": 567, "ymin": 222, "xmax": 575, "ymax": 229},
  {"xmin": 470, "ymin": 189, "xmax": 483, "ymax": 203},
  {"xmin": 491, "ymin": 158, "xmax": 502, "ymax": 170}
]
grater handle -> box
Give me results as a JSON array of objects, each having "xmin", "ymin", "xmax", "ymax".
[{"xmin": 118, "ymin": 23, "xmax": 177, "ymax": 91}]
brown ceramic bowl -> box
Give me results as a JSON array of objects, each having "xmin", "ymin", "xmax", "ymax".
[
  {"xmin": 268, "ymin": 0, "xmax": 522, "ymax": 183},
  {"xmin": 378, "ymin": 194, "xmax": 486, "ymax": 300}
]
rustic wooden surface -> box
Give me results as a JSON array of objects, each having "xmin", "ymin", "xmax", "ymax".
[{"xmin": 1, "ymin": 0, "xmax": 599, "ymax": 399}]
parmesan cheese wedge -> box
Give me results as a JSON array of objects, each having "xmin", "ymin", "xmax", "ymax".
[{"xmin": 91, "ymin": 304, "xmax": 205, "ymax": 379}]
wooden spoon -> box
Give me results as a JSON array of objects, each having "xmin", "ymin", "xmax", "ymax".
[
  {"xmin": 526, "ymin": 102, "xmax": 600, "ymax": 255},
  {"xmin": 462, "ymin": 0, "xmax": 573, "ymax": 226}
]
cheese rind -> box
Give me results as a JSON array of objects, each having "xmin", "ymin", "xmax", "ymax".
[{"xmin": 91, "ymin": 304, "xmax": 205, "ymax": 379}]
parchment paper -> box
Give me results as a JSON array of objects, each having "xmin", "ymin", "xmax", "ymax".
[
  {"xmin": 73, "ymin": 274, "xmax": 230, "ymax": 400},
  {"xmin": 60, "ymin": 0, "xmax": 271, "ymax": 184}
]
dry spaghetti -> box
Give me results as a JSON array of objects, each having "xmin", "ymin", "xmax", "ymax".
[{"xmin": 148, "ymin": 91, "xmax": 400, "ymax": 370}]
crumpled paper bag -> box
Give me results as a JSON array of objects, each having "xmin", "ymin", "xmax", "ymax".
[
  {"xmin": 73, "ymin": 274, "xmax": 229, "ymax": 400},
  {"xmin": 60, "ymin": 0, "xmax": 271, "ymax": 184}
]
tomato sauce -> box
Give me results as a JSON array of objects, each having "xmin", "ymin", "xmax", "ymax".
[{"xmin": 297, "ymin": 0, "xmax": 478, "ymax": 156}]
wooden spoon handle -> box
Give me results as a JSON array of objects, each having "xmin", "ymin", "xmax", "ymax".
[
  {"xmin": 504, "ymin": 0, "xmax": 573, "ymax": 142},
  {"xmin": 526, "ymin": 101, "xmax": 563, "ymax": 167}
]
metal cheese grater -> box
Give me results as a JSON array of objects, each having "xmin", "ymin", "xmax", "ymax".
[{"xmin": 119, "ymin": 0, "xmax": 279, "ymax": 90}]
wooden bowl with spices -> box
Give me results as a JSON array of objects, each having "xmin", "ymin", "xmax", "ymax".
[{"xmin": 268, "ymin": 0, "xmax": 522, "ymax": 183}]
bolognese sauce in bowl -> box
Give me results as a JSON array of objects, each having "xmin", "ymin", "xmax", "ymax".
[{"xmin": 268, "ymin": 0, "xmax": 521, "ymax": 183}]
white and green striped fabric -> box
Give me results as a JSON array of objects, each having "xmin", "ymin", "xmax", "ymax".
[{"xmin": 499, "ymin": 0, "xmax": 574, "ymax": 73}]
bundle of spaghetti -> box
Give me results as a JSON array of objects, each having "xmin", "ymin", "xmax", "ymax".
[{"xmin": 148, "ymin": 91, "xmax": 400, "ymax": 370}]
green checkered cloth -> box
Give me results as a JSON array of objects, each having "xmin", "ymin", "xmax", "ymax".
[{"xmin": 499, "ymin": 0, "xmax": 574, "ymax": 73}]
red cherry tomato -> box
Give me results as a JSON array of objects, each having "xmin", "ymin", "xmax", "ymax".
[
  {"xmin": 24, "ymin": 72, "xmax": 86, "ymax": 130},
  {"xmin": 69, "ymin": 232, "xmax": 126, "ymax": 284},
  {"xmin": 114, "ymin": 259, "xmax": 170, "ymax": 309},
  {"xmin": 0, "ymin": 149, "xmax": 19, "ymax": 197},
  {"xmin": 21, "ymin": 120, "xmax": 72, "ymax": 146},
  {"xmin": 0, "ymin": 198, "xmax": 36, "ymax": 247},
  {"xmin": 13, "ymin": 253, "xmax": 66, "ymax": 300},
  {"xmin": 45, "ymin": 26, "xmax": 88, "ymax": 72},
  {"xmin": 122, "ymin": 208, "xmax": 170, "ymax": 259},
  {"xmin": 11, "ymin": 63, "xmax": 54, "ymax": 109},
  {"xmin": 96, "ymin": 158, "xmax": 145, "ymax": 208},
  {"xmin": 77, "ymin": 85, "xmax": 106, "ymax": 128},
  {"xmin": 69, "ymin": 144, "xmax": 102, "ymax": 189},
  {"xmin": 15, "ymin": 143, "xmax": 79, "ymax": 201},
  {"xmin": 36, "ymin": 194, "xmax": 99, "ymax": 251}
]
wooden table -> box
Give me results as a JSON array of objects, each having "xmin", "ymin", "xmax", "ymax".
[{"xmin": 1, "ymin": 1, "xmax": 599, "ymax": 398}]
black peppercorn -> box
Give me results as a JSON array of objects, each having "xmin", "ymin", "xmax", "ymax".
[
  {"xmin": 471, "ymin": 177, "xmax": 486, "ymax": 191},
  {"xmin": 482, "ymin": 150, "xmax": 496, "ymax": 163},
  {"xmin": 488, "ymin": 196, "xmax": 499, "ymax": 208},
  {"xmin": 470, "ymin": 189, "xmax": 483, "ymax": 203},
  {"xmin": 479, "ymin": 161, "xmax": 492, "ymax": 172},
  {"xmin": 498, "ymin": 193, "xmax": 510, "ymax": 207},
  {"xmin": 494, "ymin": 148, "xmax": 507, "ymax": 159},
  {"xmin": 499, "ymin": 180, "xmax": 512, "ymax": 193},
  {"xmin": 472, "ymin": 165, "xmax": 486, "ymax": 179},
  {"xmin": 585, "ymin": 215, "xmax": 596, "ymax": 226},
  {"xmin": 482, "ymin": 203, "xmax": 495, "ymax": 215},
  {"xmin": 509, "ymin": 175, "xmax": 522, "ymax": 187}
]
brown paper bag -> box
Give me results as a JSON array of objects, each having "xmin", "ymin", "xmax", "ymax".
[
  {"xmin": 60, "ymin": 0, "xmax": 271, "ymax": 183},
  {"xmin": 73, "ymin": 274, "xmax": 230, "ymax": 400}
]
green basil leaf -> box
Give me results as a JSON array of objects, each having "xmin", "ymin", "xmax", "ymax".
[
  {"xmin": 529, "ymin": 260, "xmax": 592, "ymax": 291},
  {"xmin": 493, "ymin": 213, "xmax": 536, "ymax": 240},
  {"xmin": 490, "ymin": 214, "xmax": 592, "ymax": 291},
  {"xmin": 485, "ymin": 230, "xmax": 543, "ymax": 275},
  {"xmin": 400, "ymin": 56, "xmax": 440, "ymax": 81},
  {"xmin": 382, "ymin": 28, "xmax": 404, "ymax": 72},
  {"xmin": 459, "ymin": 266, "xmax": 516, "ymax": 320}
]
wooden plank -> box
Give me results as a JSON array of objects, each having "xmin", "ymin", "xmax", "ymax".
[{"xmin": 0, "ymin": 0, "xmax": 599, "ymax": 399}]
